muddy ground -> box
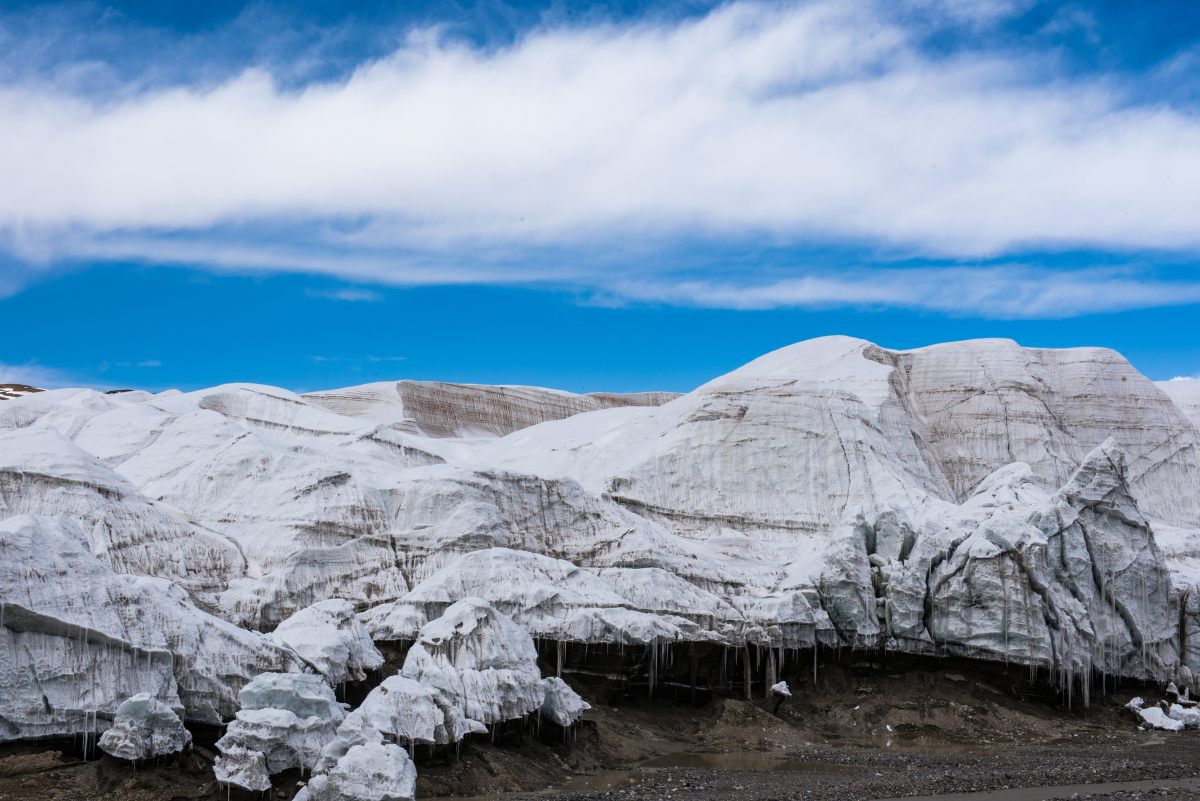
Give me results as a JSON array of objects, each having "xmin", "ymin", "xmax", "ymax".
[{"xmin": 2, "ymin": 658, "xmax": 1197, "ymax": 801}]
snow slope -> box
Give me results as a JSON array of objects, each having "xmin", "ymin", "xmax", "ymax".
[
  {"xmin": 303, "ymin": 380, "xmax": 677, "ymax": 438},
  {"xmin": 1159, "ymin": 378, "xmax": 1200, "ymax": 430}
]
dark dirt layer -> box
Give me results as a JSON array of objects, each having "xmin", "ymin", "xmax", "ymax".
[
  {"xmin": 482, "ymin": 660, "xmax": 1200, "ymax": 801},
  {"xmin": 0, "ymin": 661, "xmax": 1192, "ymax": 801}
]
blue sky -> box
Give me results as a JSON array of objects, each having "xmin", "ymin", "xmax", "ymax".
[{"xmin": 2, "ymin": 0, "xmax": 1199, "ymax": 392}]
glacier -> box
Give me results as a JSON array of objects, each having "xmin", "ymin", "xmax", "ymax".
[{"xmin": 2, "ymin": 335, "xmax": 1200, "ymax": 779}]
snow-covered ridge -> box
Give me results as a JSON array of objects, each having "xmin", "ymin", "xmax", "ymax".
[
  {"xmin": 2, "ymin": 336, "xmax": 1200, "ymax": 749},
  {"xmin": 303, "ymin": 379, "xmax": 678, "ymax": 438}
]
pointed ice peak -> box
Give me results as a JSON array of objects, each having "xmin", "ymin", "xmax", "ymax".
[
  {"xmin": 700, "ymin": 335, "xmax": 887, "ymax": 388},
  {"xmin": 1062, "ymin": 438, "xmax": 1128, "ymax": 496}
]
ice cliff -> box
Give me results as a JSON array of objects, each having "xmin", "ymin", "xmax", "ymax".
[{"xmin": 2, "ymin": 336, "xmax": 1200, "ymax": 750}]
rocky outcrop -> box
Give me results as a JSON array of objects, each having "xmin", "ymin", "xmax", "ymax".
[{"xmin": 0, "ymin": 384, "xmax": 42, "ymax": 400}]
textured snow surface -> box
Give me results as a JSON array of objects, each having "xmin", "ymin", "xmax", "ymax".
[
  {"xmin": 3, "ymin": 336, "xmax": 1200, "ymax": 749},
  {"xmin": 269, "ymin": 600, "xmax": 384, "ymax": 685},
  {"xmin": 97, "ymin": 693, "xmax": 192, "ymax": 761}
]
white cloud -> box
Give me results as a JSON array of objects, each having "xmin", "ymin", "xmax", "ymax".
[
  {"xmin": 610, "ymin": 266, "xmax": 1200, "ymax": 318},
  {"xmin": 306, "ymin": 287, "xmax": 384, "ymax": 302},
  {"xmin": 0, "ymin": 361, "xmax": 90, "ymax": 388},
  {"xmin": 1, "ymin": 0, "xmax": 1199, "ymax": 323},
  {"xmin": 0, "ymin": 0, "xmax": 1197, "ymax": 263}
]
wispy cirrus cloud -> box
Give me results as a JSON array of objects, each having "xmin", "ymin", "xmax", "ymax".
[
  {"xmin": 0, "ymin": 360, "xmax": 94, "ymax": 388},
  {"xmin": 1, "ymin": 0, "xmax": 1199, "ymax": 319},
  {"xmin": 608, "ymin": 266, "xmax": 1200, "ymax": 319},
  {"xmin": 305, "ymin": 287, "xmax": 383, "ymax": 303}
]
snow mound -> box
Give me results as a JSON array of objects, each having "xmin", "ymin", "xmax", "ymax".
[
  {"xmin": 297, "ymin": 741, "xmax": 417, "ymax": 801},
  {"xmin": 98, "ymin": 693, "xmax": 192, "ymax": 761},
  {"xmin": 540, "ymin": 677, "xmax": 590, "ymax": 727},
  {"xmin": 214, "ymin": 673, "xmax": 346, "ymax": 790},
  {"xmin": 1136, "ymin": 705, "xmax": 1185, "ymax": 732},
  {"xmin": 269, "ymin": 599, "xmax": 384, "ymax": 685}
]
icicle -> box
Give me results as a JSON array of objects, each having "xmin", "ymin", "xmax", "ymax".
[{"xmin": 742, "ymin": 646, "xmax": 752, "ymax": 700}]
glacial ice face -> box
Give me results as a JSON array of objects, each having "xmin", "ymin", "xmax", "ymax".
[
  {"xmin": 303, "ymin": 600, "xmax": 561, "ymax": 799},
  {"xmin": 0, "ymin": 515, "xmax": 299, "ymax": 741},
  {"xmin": 894, "ymin": 341, "xmax": 1200, "ymax": 529},
  {"xmin": 362, "ymin": 548, "xmax": 744, "ymax": 646},
  {"xmin": 97, "ymin": 693, "xmax": 192, "ymax": 761},
  {"xmin": 2, "ymin": 334, "xmax": 1199, "ymax": 743},
  {"xmin": 340, "ymin": 599, "xmax": 569, "ymax": 758},
  {"xmin": 400, "ymin": 599, "xmax": 546, "ymax": 727},
  {"xmin": 214, "ymin": 673, "xmax": 346, "ymax": 790},
  {"xmin": 269, "ymin": 600, "xmax": 384, "ymax": 685}
]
